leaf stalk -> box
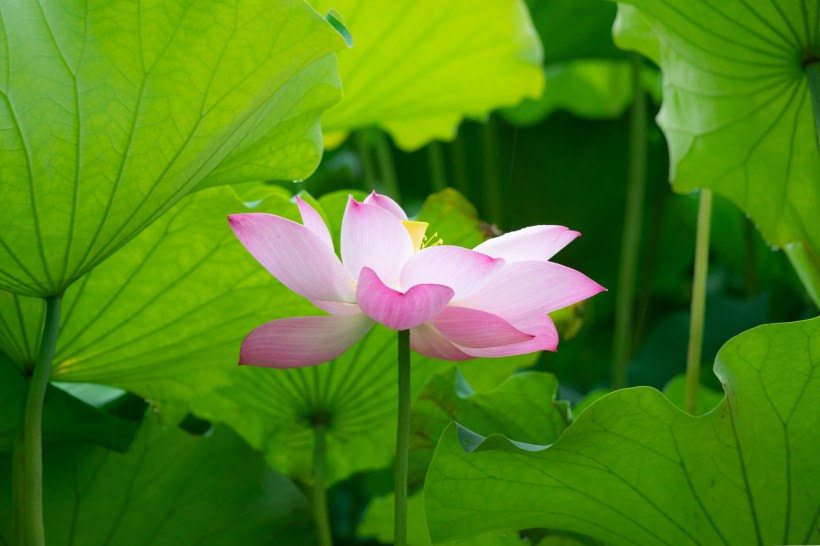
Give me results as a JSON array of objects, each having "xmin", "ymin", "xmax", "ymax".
[
  {"xmin": 23, "ymin": 295, "xmax": 62, "ymax": 546},
  {"xmin": 685, "ymin": 190, "xmax": 712, "ymax": 415}
]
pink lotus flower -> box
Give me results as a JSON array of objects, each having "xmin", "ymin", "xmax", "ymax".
[{"xmin": 228, "ymin": 192, "xmax": 604, "ymax": 367}]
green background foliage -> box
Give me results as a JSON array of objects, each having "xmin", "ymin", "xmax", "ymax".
[{"xmin": 1, "ymin": 0, "xmax": 818, "ymax": 544}]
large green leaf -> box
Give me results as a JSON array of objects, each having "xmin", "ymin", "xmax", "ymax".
[
  {"xmin": 0, "ymin": 360, "xmax": 138, "ymax": 452},
  {"xmin": 0, "ymin": 185, "xmax": 309, "ymax": 422},
  {"xmin": 426, "ymin": 317, "xmax": 820, "ymax": 545},
  {"xmin": 609, "ymin": 0, "xmax": 820, "ymax": 300},
  {"xmin": 314, "ymin": 0, "xmax": 544, "ymax": 150},
  {"xmin": 0, "ymin": 416, "xmax": 314, "ymax": 546},
  {"xmin": 0, "ymin": 0, "xmax": 346, "ymax": 297},
  {"xmin": 409, "ymin": 370, "xmax": 567, "ymax": 489}
]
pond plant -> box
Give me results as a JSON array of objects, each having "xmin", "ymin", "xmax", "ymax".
[{"xmin": 0, "ymin": 1, "xmax": 818, "ymax": 546}]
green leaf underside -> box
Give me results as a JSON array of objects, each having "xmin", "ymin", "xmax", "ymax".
[
  {"xmin": 313, "ymin": 0, "xmax": 544, "ymax": 150},
  {"xmin": 409, "ymin": 370, "xmax": 567, "ymax": 490},
  {"xmin": 0, "ymin": 361, "xmax": 137, "ymax": 452},
  {"xmin": 359, "ymin": 490, "xmax": 529, "ymax": 546},
  {"xmin": 191, "ymin": 189, "xmax": 537, "ymax": 485},
  {"xmin": 0, "ymin": 0, "xmax": 345, "ymax": 297},
  {"xmin": 0, "ymin": 417, "xmax": 314, "ymax": 546},
  {"xmin": 610, "ymin": 0, "xmax": 820, "ymax": 286},
  {"xmin": 0, "ymin": 185, "xmax": 310, "ymax": 423},
  {"xmin": 426, "ymin": 317, "xmax": 820, "ymax": 546}
]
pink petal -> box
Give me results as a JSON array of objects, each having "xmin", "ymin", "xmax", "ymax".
[
  {"xmin": 410, "ymin": 323, "xmax": 472, "ymax": 361},
  {"xmin": 364, "ymin": 191, "xmax": 408, "ymax": 220},
  {"xmin": 295, "ymin": 195, "xmax": 333, "ymax": 250},
  {"xmin": 457, "ymin": 314, "xmax": 559, "ymax": 357},
  {"xmin": 400, "ymin": 246, "xmax": 504, "ymax": 300},
  {"xmin": 239, "ymin": 314, "xmax": 374, "ymax": 368},
  {"xmin": 310, "ymin": 300, "xmax": 362, "ymax": 317},
  {"xmin": 357, "ymin": 267, "xmax": 454, "ymax": 330},
  {"xmin": 341, "ymin": 197, "xmax": 414, "ymax": 289},
  {"xmin": 431, "ymin": 306, "xmax": 533, "ymax": 348},
  {"xmin": 456, "ymin": 261, "xmax": 605, "ymax": 322},
  {"xmin": 228, "ymin": 213, "xmax": 356, "ymax": 303},
  {"xmin": 474, "ymin": 226, "xmax": 580, "ymax": 263}
]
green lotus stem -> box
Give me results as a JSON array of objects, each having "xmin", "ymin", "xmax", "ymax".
[
  {"xmin": 612, "ymin": 53, "xmax": 648, "ymax": 390},
  {"xmin": 806, "ymin": 62, "xmax": 820, "ymax": 153},
  {"xmin": 356, "ymin": 131, "xmax": 377, "ymax": 190},
  {"xmin": 24, "ymin": 295, "xmax": 62, "ymax": 546},
  {"xmin": 685, "ymin": 190, "xmax": 712, "ymax": 415},
  {"xmin": 374, "ymin": 131, "xmax": 401, "ymax": 203},
  {"xmin": 312, "ymin": 423, "xmax": 333, "ymax": 546},
  {"xmin": 427, "ymin": 141, "xmax": 448, "ymax": 192},
  {"xmin": 481, "ymin": 115, "xmax": 503, "ymax": 226},
  {"xmin": 784, "ymin": 242, "xmax": 820, "ymax": 310},
  {"xmin": 12, "ymin": 429, "xmax": 26, "ymax": 546},
  {"xmin": 394, "ymin": 329, "xmax": 411, "ymax": 546}
]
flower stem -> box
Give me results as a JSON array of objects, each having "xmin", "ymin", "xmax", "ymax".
[
  {"xmin": 612, "ymin": 53, "xmax": 648, "ymax": 390},
  {"xmin": 394, "ymin": 329, "xmax": 411, "ymax": 546},
  {"xmin": 12, "ymin": 427, "xmax": 26, "ymax": 546},
  {"xmin": 24, "ymin": 295, "xmax": 62, "ymax": 546},
  {"xmin": 427, "ymin": 141, "xmax": 447, "ymax": 192},
  {"xmin": 805, "ymin": 62, "xmax": 820, "ymax": 153},
  {"xmin": 312, "ymin": 423, "xmax": 333, "ymax": 546},
  {"xmin": 374, "ymin": 131, "xmax": 401, "ymax": 203},
  {"xmin": 685, "ymin": 190, "xmax": 712, "ymax": 415}
]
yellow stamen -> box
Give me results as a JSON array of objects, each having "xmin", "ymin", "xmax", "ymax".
[
  {"xmin": 421, "ymin": 232, "xmax": 443, "ymax": 248},
  {"xmin": 402, "ymin": 220, "xmax": 429, "ymax": 251}
]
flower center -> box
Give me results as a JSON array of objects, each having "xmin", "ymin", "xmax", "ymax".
[{"xmin": 402, "ymin": 220, "xmax": 443, "ymax": 251}]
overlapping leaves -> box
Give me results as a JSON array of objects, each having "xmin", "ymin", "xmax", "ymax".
[
  {"xmin": 0, "ymin": 417, "xmax": 314, "ymax": 546},
  {"xmin": 426, "ymin": 317, "xmax": 820, "ymax": 545},
  {"xmin": 0, "ymin": 185, "xmax": 308, "ymax": 423},
  {"xmin": 609, "ymin": 0, "xmax": 820, "ymax": 301},
  {"xmin": 0, "ymin": 0, "xmax": 346, "ymax": 297}
]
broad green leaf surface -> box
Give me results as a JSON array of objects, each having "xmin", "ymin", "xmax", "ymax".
[
  {"xmin": 0, "ymin": 417, "xmax": 314, "ymax": 546},
  {"xmin": 191, "ymin": 189, "xmax": 537, "ymax": 485},
  {"xmin": 0, "ymin": 0, "xmax": 346, "ymax": 297},
  {"xmin": 359, "ymin": 490, "xmax": 529, "ymax": 546},
  {"xmin": 610, "ymin": 0, "xmax": 820, "ymax": 297},
  {"xmin": 0, "ymin": 185, "xmax": 309, "ymax": 422},
  {"xmin": 409, "ymin": 370, "xmax": 567, "ymax": 489},
  {"xmin": 313, "ymin": 0, "xmax": 544, "ymax": 150},
  {"xmin": 0, "ymin": 361, "xmax": 137, "ymax": 452},
  {"xmin": 426, "ymin": 317, "xmax": 820, "ymax": 545}
]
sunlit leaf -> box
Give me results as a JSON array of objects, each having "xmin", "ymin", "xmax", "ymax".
[
  {"xmin": 409, "ymin": 370, "xmax": 565, "ymax": 489},
  {"xmin": 0, "ymin": 0, "xmax": 346, "ymax": 297},
  {"xmin": 0, "ymin": 186, "xmax": 309, "ymax": 423},
  {"xmin": 314, "ymin": 0, "xmax": 544, "ymax": 150},
  {"xmin": 0, "ymin": 417, "xmax": 314, "ymax": 546},
  {"xmin": 610, "ymin": 0, "xmax": 820, "ymax": 299},
  {"xmin": 426, "ymin": 317, "xmax": 820, "ymax": 545}
]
